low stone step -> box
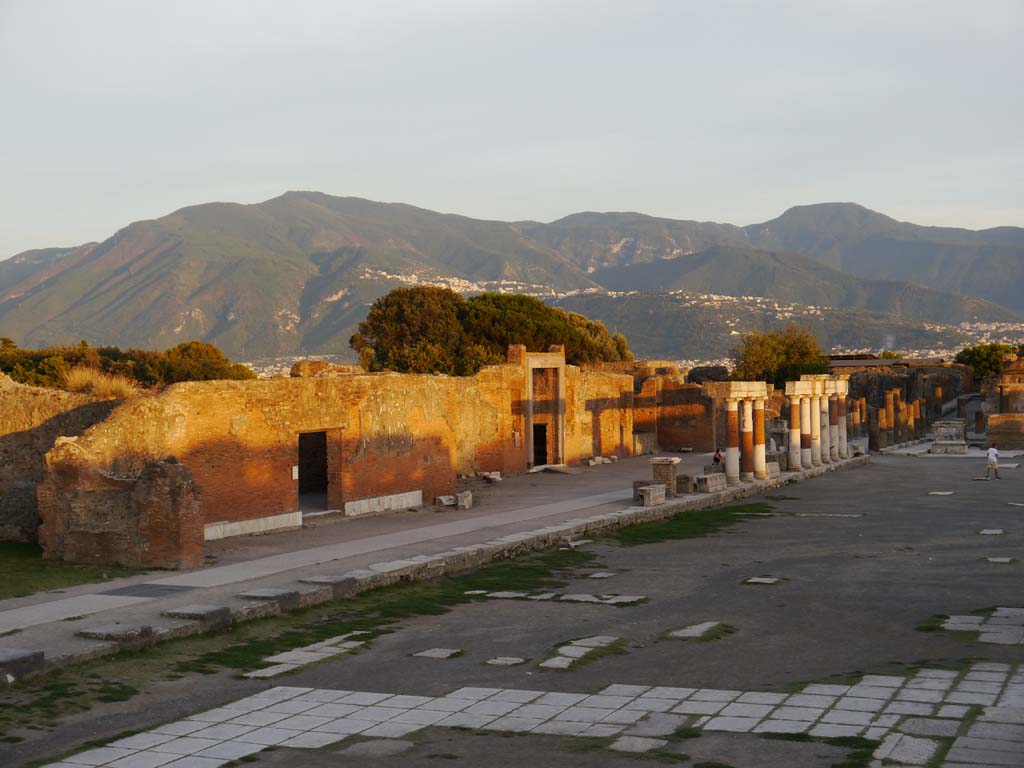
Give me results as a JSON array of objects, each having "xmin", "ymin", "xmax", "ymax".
[
  {"xmin": 161, "ymin": 604, "xmax": 232, "ymax": 628},
  {"xmin": 237, "ymin": 588, "xmax": 301, "ymax": 610},
  {"xmin": 76, "ymin": 624, "xmax": 154, "ymax": 643},
  {"xmin": 0, "ymin": 647, "xmax": 45, "ymax": 685}
]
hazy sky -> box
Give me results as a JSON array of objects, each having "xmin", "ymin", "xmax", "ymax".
[{"xmin": 1, "ymin": 0, "xmax": 1021, "ymax": 258}]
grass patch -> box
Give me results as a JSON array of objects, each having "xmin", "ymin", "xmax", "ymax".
[
  {"xmin": 540, "ymin": 638, "xmax": 628, "ymax": 671},
  {"xmin": 916, "ymin": 614, "xmax": 950, "ymax": 632},
  {"xmin": 0, "ymin": 542, "xmax": 145, "ymax": 600},
  {"xmin": 696, "ymin": 624, "xmax": 737, "ymax": 642},
  {"xmin": 762, "ymin": 734, "xmax": 877, "ymax": 768},
  {"xmin": 604, "ymin": 503, "xmax": 773, "ymax": 547},
  {"xmin": 765, "ymin": 495, "xmax": 800, "ymax": 501},
  {"xmin": 0, "ymin": 548, "xmax": 597, "ymax": 740}
]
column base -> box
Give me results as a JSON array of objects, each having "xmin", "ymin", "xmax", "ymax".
[
  {"xmin": 740, "ymin": 472, "xmax": 754, "ymax": 482},
  {"xmin": 726, "ymin": 476, "xmax": 741, "ymax": 486},
  {"xmin": 754, "ymin": 471, "xmax": 768, "ymax": 480},
  {"xmin": 789, "ymin": 462, "xmax": 803, "ymax": 472}
]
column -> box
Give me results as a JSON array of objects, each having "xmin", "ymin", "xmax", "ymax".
[
  {"xmin": 741, "ymin": 398, "xmax": 755, "ymax": 482},
  {"xmin": 828, "ymin": 395, "xmax": 840, "ymax": 461},
  {"xmin": 907, "ymin": 398, "xmax": 916, "ymax": 440},
  {"xmin": 819, "ymin": 394, "xmax": 832, "ymax": 464},
  {"xmin": 838, "ymin": 396, "xmax": 849, "ymax": 458},
  {"xmin": 885, "ymin": 390, "xmax": 896, "ymax": 446},
  {"xmin": 788, "ymin": 397, "xmax": 802, "ymax": 471},
  {"xmin": 878, "ymin": 405, "xmax": 889, "ymax": 449},
  {"xmin": 725, "ymin": 398, "xmax": 741, "ymax": 485},
  {"xmin": 754, "ymin": 398, "xmax": 768, "ymax": 480},
  {"xmin": 859, "ymin": 399, "xmax": 867, "ymax": 437},
  {"xmin": 810, "ymin": 394, "xmax": 822, "ymax": 466},
  {"xmin": 868, "ymin": 407, "xmax": 880, "ymax": 452},
  {"xmin": 800, "ymin": 396, "xmax": 812, "ymax": 469}
]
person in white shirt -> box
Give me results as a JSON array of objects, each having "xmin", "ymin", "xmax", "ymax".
[{"xmin": 986, "ymin": 444, "xmax": 1000, "ymax": 480}]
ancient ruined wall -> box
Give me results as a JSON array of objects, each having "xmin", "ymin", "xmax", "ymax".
[
  {"xmin": 38, "ymin": 366, "xmax": 530, "ymax": 563},
  {"xmin": 844, "ymin": 364, "xmax": 971, "ymax": 418},
  {"xmin": 655, "ymin": 379, "xmax": 716, "ymax": 452},
  {"xmin": 987, "ymin": 414, "xmax": 1024, "ymax": 449},
  {"xmin": 0, "ymin": 374, "xmax": 119, "ymax": 541},
  {"xmin": 565, "ymin": 369, "xmax": 634, "ymax": 460}
]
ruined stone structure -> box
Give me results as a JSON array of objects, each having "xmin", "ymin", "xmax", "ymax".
[
  {"xmin": 831, "ymin": 358, "xmax": 972, "ymax": 422},
  {"xmin": 0, "ymin": 374, "xmax": 120, "ymax": 542},
  {"xmin": 983, "ymin": 359, "xmax": 1024, "ymax": 449}
]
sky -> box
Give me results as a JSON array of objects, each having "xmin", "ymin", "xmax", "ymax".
[{"xmin": 1, "ymin": 0, "xmax": 1022, "ymax": 258}]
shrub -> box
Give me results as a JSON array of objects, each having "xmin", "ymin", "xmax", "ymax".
[{"xmin": 61, "ymin": 366, "xmax": 138, "ymax": 399}]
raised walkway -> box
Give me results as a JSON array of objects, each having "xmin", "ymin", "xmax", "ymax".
[{"xmin": 0, "ymin": 453, "xmax": 868, "ymax": 681}]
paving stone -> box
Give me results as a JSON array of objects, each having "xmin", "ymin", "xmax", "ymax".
[
  {"xmin": 512, "ymin": 703, "xmax": 568, "ymax": 719},
  {"xmin": 898, "ymin": 688, "xmax": 945, "ymax": 703},
  {"xmin": 189, "ymin": 707, "xmax": 248, "ymax": 724},
  {"xmin": 310, "ymin": 718, "xmax": 374, "ymax": 735},
  {"xmin": 557, "ymin": 645, "xmax": 591, "ymax": 658},
  {"xmin": 464, "ymin": 700, "xmax": 522, "ymax": 717},
  {"xmin": 159, "ymin": 757, "xmax": 229, "ymax": 768},
  {"xmin": 484, "ymin": 716, "xmax": 545, "ymax": 732},
  {"xmin": 744, "ymin": 576, "xmax": 781, "ymax": 584},
  {"xmin": 966, "ymin": 672, "xmax": 1012, "ymax": 682},
  {"xmin": 809, "ymin": 723, "xmax": 864, "ymax": 737},
  {"xmin": 559, "ymin": 594, "xmax": 602, "ymax": 603},
  {"xmin": 979, "ymin": 631, "xmax": 1024, "ymax": 645},
  {"xmin": 580, "ymin": 694, "xmax": 636, "ymax": 709},
  {"xmin": 160, "ymin": 605, "xmax": 232, "ymax": 626},
  {"xmin": 625, "ymin": 713, "xmax": 687, "ymax": 737},
  {"xmin": 588, "ymin": 572, "xmax": 616, "ymax": 579},
  {"xmin": 277, "ymin": 731, "xmax": 346, "ymax": 748},
  {"xmin": 602, "ymin": 709, "xmax": 648, "ymax": 724},
  {"xmin": 861, "ymin": 675, "xmax": 906, "ymax": 687},
  {"xmin": 754, "ymin": 719, "xmax": 810, "ymax": 733},
  {"xmin": 539, "ymin": 656, "xmax": 575, "ymax": 669},
  {"xmin": 672, "ymin": 700, "xmax": 727, "ymax": 715},
  {"xmin": 883, "ymin": 734, "xmax": 940, "ymax": 764},
  {"xmin": 916, "ymin": 669, "xmax": 960, "ymax": 680},
  {"xmin": 897, "ymin": 717, "xmax": 961, "ymax": 737},
  {"xmin": 968, "ymin": 721, "xmax": 1024, "ymax": 740},
  {"xmin": 535, "ymin": 692, "xmax": 588, "ymax": 706},
  {"xmin": 242, "ymin": 664, "xmax": 298, "ymax": 679},
  {"xmin": 110, "ymin": 733, "xmax": 177, "ymax": 750},
  {"xmin": 486, "ymin": 657, "xmax": 526, "ymax": 666},
  {"xmin": 787, "ymin": 693, "xmax": 837, "ymax": 708},
  {"xmin": 907, "ymin": 677, "xmax": 954, "ymax": 691},
  {"xmin": 773, "ymin": 706, "xmax": 825, "ymax": 721},
  {"xmin": 704, "ymin": 716, "xmax": 760, "ymax": 732},
  {"xmin": 344, "ymin": 706, "xmax": 403, "ymax": 723},
  {"xmin": 938, "ymin": 704, "xmax": 971, "ymax": 719},
  {"xmin": 487, "ymin": 591, "xmax": 530, "ymax": 599},
  {"xmin": 532, "ymin": 719, "xmax": 591, "ymax": 736},
  {"xmin": 631, "ymin": 697, "xmax": 681, "ymax": 712},
  {"xmin": 610, "ymin": 736, "xmax": 668, "ymax": 753},
  {"xmin": 646, "ymin": 687, "xmax": 697, "ymax": 699},
  {"xmin": 737, "ymin": 691, "xmax": 788, "ymax": 704},
  {"xmin": 822, "ymin": 709, "xmax": 874, "ymax": 725},
  {"xmin": 669, "ymin": 621, "xmax": 721, "ymax": 638},
  {"xmin": 835, "ymin": 696, "xmax": 885, "ymax": 712},
  {"xmin": 571, "ymin": 635, "xmax": 620, "ymax": 647},
  {"xmin": 263, "ymin": 650, "xmax": 337, "ymax": 665},
  {"xmin": 600, "ymin": 685, "xmax": 652, "ymax": 696},
  {"xmin": 945, "ymin": 745, "xmax": 1024, "ymax": 765},
  {"xmin": 980, "ymin": 529, "xmax": 1005, "ymax": 535},
  {"xmin": 435, "ymin": 712, "xmax": 499, "ymax": 729},
  {"xmin": 227, "ymin": 710, "xmax": 290, "ymax": 727},
  {"xmin": 980, "ymin": 707, "xmax": 1024, "ymax": 724},
  {"xmin": 235, "ymin": 729, "xmax": 303, "ymax": 745},
  {"xmin": 293, "ymin": 689, "xmax": 352, "ymax": 703},
  {"xmin": 263, "ymin": 700, "xmax": 321, "ymax": 714},
  {"xmin": 389, "ymin": 709, "xmax": 449, "ymax": 725},
  {"xmin": 303, "ymin": 703, "xmax": 362, "ymax": 719},
  {"xmin": 153, "ymin": 721, "xmax": 212, "ymax": 736},
  {"xmin": 61, "ymin": 746, "xmax": 139, "ymax": 765},
  {"xmin": 720, "ymin": 702, "xmax": 775, "ymax": 718},
  {"xmin": 803, "ymin": 684, "xmax": 851, "ymax": 696},
  {"xmin": 580, "ymin": 723, "xmax": 626, "ymax": 737},
  {"xmin": 885, "ymin": 701, "xmax": 936, "ymax": 716},
  {"xmin": 557, "ymin": 706, "xmax": 613, "ymax": 723},
  {"xmin": 272, "ymin": 714, "xmax": 335, "ymax": 731},
  {"xmin": 958, "ymin": 681, "xmax": 1004, "ymax": 694},
  {"xmin": 691, "ymin": 689, "xmax": 741, "ymax": 702},
  {"xmin": 186, "ymin": 724, "xmax": 256, "ymax": 742},
  {"xmin": 106, "ymin": 751, "xmax": 180, "ymax": 768},
  {"xmin": 848, "ymin": 685, "xmax": 898, "ymax": 699},
  {"xmin": 412, "ymin": 648, "xmax": 461, "ymax": 659}
]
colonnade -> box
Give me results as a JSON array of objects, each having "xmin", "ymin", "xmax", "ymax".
[
  {"xmin": 704, "ymin": 381, "xmax": 768, "ymax": 486},
  {"xmin": 783, "ymin": 375, "xmax": 851, "ymax": 471}
]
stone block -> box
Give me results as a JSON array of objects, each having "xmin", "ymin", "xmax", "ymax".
[
  {"xmin": 638, "ymin": 485, "xmax": 666, "ymax": 507},
  {"xmin": 237, "ymin": 588, "xmax": 301, "ymax": 611},
  {"xmin": 76, "ymin": 624, "xmax": 154, "ymax": 643},
  {"xmin": 765, "ymin": 462, "xmax": 781, "ymax": 480},
  {"xmin": 676, "ymin": 475, "xmax": 694, "ymax": 495},
  {"xmin": 161, "ymin": 604, "xmax": 232, "ymax": 628},
  {"xmin": 695, "ymin": 474, "xmax": 727, "ymax": 493},
  {"xmin": 456, "ymin": 491, "xmax": 473, "ymax": 510},
  {"xmin": 0, "ymin": 647, "xmax": 45, "ymax": 685},
  {"xmin": 299, "ymin": 574, "xmax": 360, "ymax": 598},
  {"xmin": 632, "ymin": 480, "xmax": 648, "ymax": 501}
]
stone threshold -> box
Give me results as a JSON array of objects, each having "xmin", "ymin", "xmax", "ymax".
[{"xmin": 2, "ymin": 455, "xmax": 869, "ymax": 684}]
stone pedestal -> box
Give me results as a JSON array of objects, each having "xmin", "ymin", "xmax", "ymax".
[
  {"xmin": 649, "ymin": 457, "xmax": 681, "ymax": 499},
  {"xmin": 638, "ymin": 484, "xmax": 666, "ymax": 506},
  {"xmin": 695, "ymin": 474, "xmax": 727, "ymax": 493},
  {"xmin": 929, "ymin": 419, "xmax": 967, "ymax": 454}
]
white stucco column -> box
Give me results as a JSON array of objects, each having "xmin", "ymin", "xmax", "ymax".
[
  {"xmin": 828, "ymin": 395, "xmax": 840, "ymax": 462},
  {"xmin": 740, "ymin": 398, "xmax": 755, "ymax": 482},
  {"xmin": 753, "ymin": 398, "xmax": 768, "ymax": 480},
  {"xmin": 725, "ymin": 398, "xmax": 741, "ymax": 485},
  {"xmin": 810, "ymin": 394, "xmax": 822, "ymax": 466},
  {"xmin": 838, "ymin": 397, "xmax": 849, "ymax": 458},
  {"xmin": 800, "ymin": 396, "xmax": 812, "ymax": 469},
  {"xmin": 788, "ymin": 397, "xmax": 802, "ymax": 471},
  {"xmin": 819, "ymin": 394, "xmax": 831, "ymax": 464}
]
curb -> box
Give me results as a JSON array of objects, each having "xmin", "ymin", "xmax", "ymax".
[{"xmin": 8, "ymin": 456, "xmax": 870, "ymax": 684}]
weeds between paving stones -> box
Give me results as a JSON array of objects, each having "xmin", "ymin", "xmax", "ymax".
[
  {"xmin": 0, "ymin": 541, "xmax": 145, "ymax": 600},
  {"xmin": 604, "ymin": 503, "xmax": 774, "ymax": 547},
  {"xmin": 0, "ymin": 548, "xmax": 598, "ymax": 741}
]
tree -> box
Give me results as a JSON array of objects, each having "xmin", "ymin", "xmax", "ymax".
[
  {"xmin": 160, "ymin": 341, "xmax": 257, "ymax": 383},
  {"xmin": 350, "ymin": 288, "xmax": 633, "ymax": 374},
  {"xmin": 955, "ymin": 343, "xmax": 1017, "ymax": 383},
  {"xmin": 731, "ymin": 324, "xmax": 829, "ymax": 386}
]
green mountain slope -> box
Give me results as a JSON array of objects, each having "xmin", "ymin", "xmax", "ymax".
[
  {"xmin": 744, "ymin": 203, "xmax": 1024, "ymax": 311},
  {"xmin": 591, "ymin": 244, "xmax": 1016, "ymax": 325}
]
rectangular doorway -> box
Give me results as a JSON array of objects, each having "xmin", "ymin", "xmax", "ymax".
[
  {"xmin": 533, "ymin": 423, "xmax": 548, "ymax": 466},
  {"xmin": 298, "ymin": 431, "xmax": 329, "ymax": 512}
]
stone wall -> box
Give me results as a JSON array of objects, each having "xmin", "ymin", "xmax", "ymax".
[
  {"xmin": 843, "ymin": 363, "xmax": 972, "ymax": 419},
  {"xmin": 36, "ymin": 357, "xmax": 640, "ymax": 565},
  {"xmin": 655, "ymin": 379, "xmax": 716, "ymax": 452},
  {"xmin": 0, "ymin": 374, "xmax": 119, "ymax": 542},
  {"xmin": 987, "ymin": 414, "xmax": 1024, "ymax": 449}
]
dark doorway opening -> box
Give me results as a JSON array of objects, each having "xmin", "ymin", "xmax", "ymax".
[
  {"xmin": 533, "ymin": 423, "xmax": 548, "ymax": 466},
  {"xmin": 298, "ymin": 431, "xmax": 328, "ymax": 511}
]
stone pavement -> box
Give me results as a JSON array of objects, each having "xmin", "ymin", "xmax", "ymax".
[
  {"xmin": 0, "ymin": 454, "xmax": 866, "ymax": 679},
  {"xmin": 41, "ymin": 663, "xmax": 1024, "ymax": 768}
]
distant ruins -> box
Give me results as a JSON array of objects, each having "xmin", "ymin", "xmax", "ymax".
[
  {"xmin": 0, "ymin": 348, "xmax": 977, "ymax": 569},
  {"xmin": 983, "ymin": 358, "xmax": 1024, "ymax": 448}
]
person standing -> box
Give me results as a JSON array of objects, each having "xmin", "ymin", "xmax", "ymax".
[{"xmin": 986, "ymin": 444, "xmax": 1000, "ymax": 480}]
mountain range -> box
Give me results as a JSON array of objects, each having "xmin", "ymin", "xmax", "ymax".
[{"xmin": 1, "ymin": 192, "xmax": 1021, "ymax": 361}]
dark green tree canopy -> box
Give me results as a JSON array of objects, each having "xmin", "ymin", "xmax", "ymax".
[
  {"xmin": 350, "ymin": 287, "xmax": 633, "ymax": 375},
  {"xmin": 731, "ymin": 324, "xmax": 829, "ymax": 386},
  {"xmin": 0, "ymin": 340, "xmax": 255, "ymax": 389},
  {"xmin": 955, "ymin": 343, "xmax": 1019, "ymax": 384}
]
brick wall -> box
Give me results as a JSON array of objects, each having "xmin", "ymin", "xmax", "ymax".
[
  {"xmin": 655, "ymin": 379, "xmax": 716, "ymax": 452},
  {"xmin": 988, "ymin": 414, "xmax": 1024, "ymax": 449},
  {"xmin": 0, "ymin": 374, "xmax": 119, "ymax": 542}
]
